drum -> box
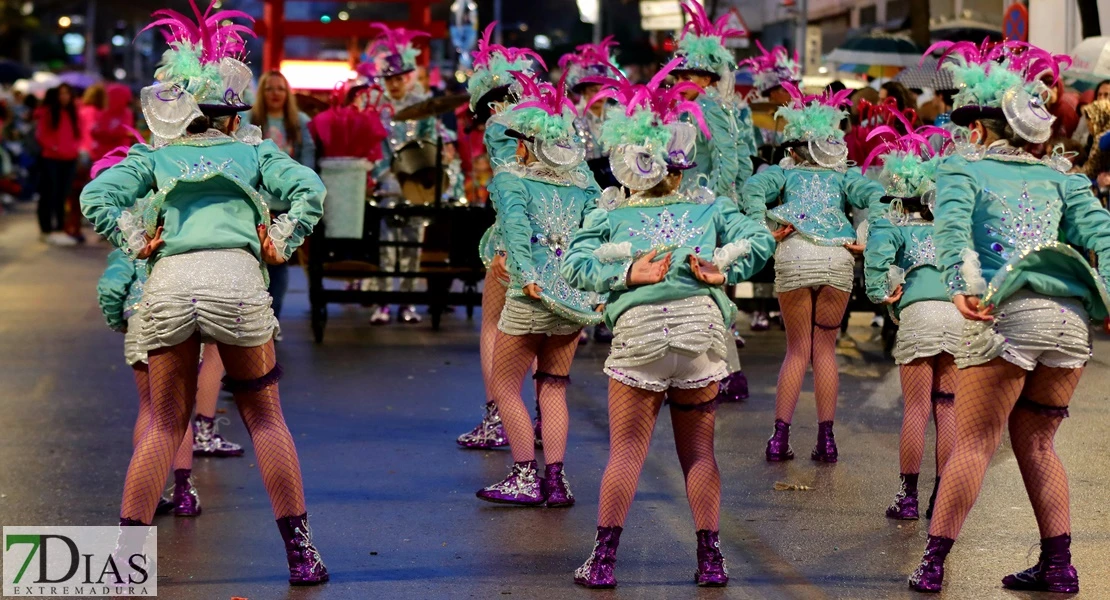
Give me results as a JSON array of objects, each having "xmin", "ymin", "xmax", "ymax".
[{"xmin": 392, "ymin": 140, "xmax": 448, "ymax": 205}]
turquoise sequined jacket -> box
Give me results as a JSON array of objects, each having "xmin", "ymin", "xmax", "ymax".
[
  {"xmin": 687, "ymin": 92, "xmax": 753, "ymax": 200},
  {"xmin": 80, "ymin": 133, "xmax": 326, "ymax": 269},
  {"xmin": 561, "ymin": 187, "xmax": 775, "ymax": 328},
  {"xmin": 863, "ymin": 214, "xmax": 948, "ymax": 319},
  {"xmin": 478, "ymin": 118, "xmax": 518, "ymax": 267},
  {"xmin": 935, "ymin": 150, "xmax": 1110, "ymax": 320},
  {"xmin": 491, "ymin": 163, "xmax": 604, "ymax": 325},
  {"xmin": 741, "ymin": 165, "xmax": 884, "ymax": 245},
  {"xmin": 97, "ymin": 249, "xmax": 147, "ymax": 332}
]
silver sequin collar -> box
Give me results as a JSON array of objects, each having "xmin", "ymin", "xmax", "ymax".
[{"xmin": 501, "ymin": 161, "xmax": 589, "ymax": 188}]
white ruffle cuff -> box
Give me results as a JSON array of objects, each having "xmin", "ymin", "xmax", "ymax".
[
  {"xmin": 960, "ymin": 247, "xmax": 988, "ymax": 296},
  {"xmin": 117, "ymin": 210, "xmax": 147, "ymax": 257},
  {"xmin": 712, "ymin": 239, "xmax": 752, "ymax": 272},
  {"xmin": 267, "ymin": 214, "xmax": 299, "ymax": 259}
]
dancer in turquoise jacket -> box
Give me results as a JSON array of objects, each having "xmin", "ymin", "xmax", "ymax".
[
  {"xmin": 859, "ymin": 124, "xmax": 960, "ymax": 524},
  {"xmin": 474, "ymin": 74, "xmax": 602, "ymax": 508},
  {"xmin": 563, "ymin": 61, "xmax": 773, "ymax": 589},
  {"xmin": 741, "ymin": 82, "xmax": 884, "ymax": 464},
  {"xmin": 80, "ymin": 2, "xmax": 328, "ymax": 585},
  {"xmin": 457, "ymin": 23, "xmax": 548, "ymax": 450},
  {"xmin": 909, "ymin": 40, "xmax": 1110, "ymax": 594}
]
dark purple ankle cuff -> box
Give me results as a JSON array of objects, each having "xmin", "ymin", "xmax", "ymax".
[
  {"xmin": 1042, "ymin": 533, "xmax": 1072, "ymax": 554},
  {"xmin": 1015, "ymin": 397, "xmax": 1069, "ymax": 418},
  {"xmin": 173, "ymin": 469, "xmax": 191, "ymax": 485},
  {"xmin": 931, "ymin": 391, "xmax": 955, "ymax": 405},
  {"xmin": 223, "ymin": 363, "xmax": 284, "ymax": 393},
  {"xmin": 533, "ymin": 371, "xmax": 571, "ymax": 383}
]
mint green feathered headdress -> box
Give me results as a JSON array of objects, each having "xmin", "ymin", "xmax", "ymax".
[
  {"xmin": 672, "ymin": 0, "xmax": 744, "ymax": 80},
  {"xmin": 468, "ymin": 22, "xmax": 547, "ymax": 110},
  {"xmin": 774, "ymin": 82, "xmax": 852, "ymax": 143},
  {"xmin": 504, "ymin": 71, "xmax": 584, "ymax": 170},
  {"xmin": 929, "ymin": 40, "xmax": 1071, "ymax": 143},
  {"xmin": 860, "ymin": 112, "xmax": 953, "ymax": 200}
]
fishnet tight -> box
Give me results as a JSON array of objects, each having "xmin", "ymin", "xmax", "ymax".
[
  {"xmin": 898, "ymin": 354, "xmax": 958, "ymax": 475},
  {"xmin": 489, "ymin": 330, "xmax": 580, "ymax": 463},
  {"xmin": 195, "ymin": 343, "xmax": 224, "ymax": 420},
  {"xmin": 480, "ymin": 272, "xmax": 508, "ymax": 405},
  {"xmin": 596, "ymin": 380, "xmax": 722, "ymax": 531},
  {"xmin": 219, "ymin": 340, "xmax": 307, "ymax": 519},
  {"xmin": 774, "ymin": 286, "xmax": 850, "ymax": 424},
  {"xmin": 930, "ymin": 359, "xmax": 1081, "ymax": 540},
  {"xmin": 121, "ymin": 337, "xmax": 201, "ymax": 523}
]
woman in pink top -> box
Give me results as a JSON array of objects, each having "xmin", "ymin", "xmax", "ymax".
[{"xmin": 34, "ymin": 83, "xmax": 83, "ymax": 244}]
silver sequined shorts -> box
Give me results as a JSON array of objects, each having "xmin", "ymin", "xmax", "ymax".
[
  {"xmin": 774, "ymin": 235, "xmax": 854, "ymax": 294},
  {"xmin": 892, "ymin": 301, "xmax": 965, "ymax": 365},
  {"xmin": 955, "ymin": 291, "xmax": 1091, "ymax": 370},
  {"xmin": 123, "ymin": 315, "xmax": 146, "ymax": 366},
  {"xmin": 138, "ymin": 249, "xmax": 277, "ymax": 352},
  {"xmin": 604, "ymin": 297, "xmax": 730, "ymax": 392},
  {"xmin": 498, "ymin": 297, "xmax": 581, "ymax": 337},
  {"xmin": 605, "ymin": 351, "xmax": 729, "ymax": 392}
]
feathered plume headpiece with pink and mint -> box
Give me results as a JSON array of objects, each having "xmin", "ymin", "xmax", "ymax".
[
  {"xmin": 501, "ymin": 70, "xmax": 587, "ymax": 171},
  {"xmin": 929, "ymin": 39, "xmax": 1071, "ymax": 143},
  {"xmin": 586, "ymin": 58, "xmax": 710, "ymax": 189},
  {"xmin": 672, "ymin": 0, "xmax": 744, "ymax": 80},
  {"xmin": 558, "ymin": 36, "xmax": 620, "ymax": 94},
  {"xmin": 138, "ymin": 0, "xmax": 256, "ymax": 141},
  {"xmin": 775, "ymin": 82, "xmax": 853, "ymax": 143},
  {"xmin": 468, "ymin": 22, "xmax": 546, "ymax": 110},
  {"xmin": 740, "ymin": 41, "xmax": 801, "ymax": 95},
  {"xmin": 860, "ymin": 111, "xmax": 952, "ymax": 200},
  {"xmin": 357, "ymin": 23, "xmax": 429, "ymax": 79}
]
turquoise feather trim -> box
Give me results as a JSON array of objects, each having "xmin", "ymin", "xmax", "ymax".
[
  {"xmin": 945, "ymin": 57, "xmax": 1025, "ymax": 110},
  {"xmin": 508, "ymin": 106, "xmax": 577, "ymax": 143},
  {"xmin": 599, "ymin": 107, "xmax": 671, "ymax": 160},
  {"xmin": 880, "ymin": 153, "xmax": 939, "ymax": 198},
  {"xmin": 155, "ymin": 43, "xmax": 223, "ymax": 103},
  {"xmin": 468, "ymin": 54, "xmax": 535, "ymax": 108}
]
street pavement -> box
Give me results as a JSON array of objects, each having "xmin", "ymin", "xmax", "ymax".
[{"xmin": 1, "ymin": 207, "xmax": 1108, "ymax": 600}]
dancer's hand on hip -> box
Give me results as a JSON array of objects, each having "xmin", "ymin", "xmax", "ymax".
[
  {"xmin": 490, "ymin": 253, "xmax": 510, "ymax": 284},
  {"xmin": 954, "ymin": 294, "xmax": 993, "ymax": 321},
  {"xmin": 523, "ymin": 283, "xmax": 543, "ymax": 300},
  {"xmin": 772, "ymin": 223, "xmax": 795, "ymax": 242},
  {"xmin": 688, "ymin": 254, "xmax": 725, "ymax": 285},
  {"xmin": 135, "ymin": 226, "xmax": 164, "ymax": 260},
  {"xmin": 883, "ymin": 285, "xmax": 903, "ymax": 305},
  {"xmin": 258, "ymin": 225, "xmax": 287, "ymax": 265},
  {"xmin": 627, "ymin": 249, "xmax": 671, "ymax": 286}
]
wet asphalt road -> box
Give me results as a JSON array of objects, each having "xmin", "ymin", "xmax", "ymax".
[{"xmin": 1, "ymin": 207, "xmax": 1108, "ymax": 600}]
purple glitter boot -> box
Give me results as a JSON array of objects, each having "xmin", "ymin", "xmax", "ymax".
[
  {"xmin": 811, "ymin": 421, "xmax": 838, "ymax": 463},
  {"xmin": 276, "ymin": 513, "xmax": 329, "ymax": 586},
  {"xmin": 574, "ymin": 526, "xmax": 622, "ymax": 588},
  {"xmin": 456, "ymin": 402, "xmax": 509, "ymax": 449},
  {"xmin": 171, "ymin": 469, "xmax": 201, "ymax": 517},
  {"xmin": 695, "ymin": 530, "xmax": 729, "ymax": 587},
  {"xmin": 715, "ymin": 371, "xmax": 749, "ymax": 404},
  {"xmin": 193, "ymin": 415, "xmax": 245, "ymax": 457},
  {"xmin": 886, "ymin": 473, "xmax": 919, "ymax": 520},
  {"xmin": 908, "ymin": 535, "xmax": 954, "ymax": 593},
  {"xmin": 1002, "ymin": 533, "xmax": 1079, "ymax": 593},
  {"xmin": 154, "ymin": 496, "xmax": 176, "ymax": 516},
  {"xmin": 765, "ymin": 419, "xmax": 795, "ymax": 461},
  {"xmin": 541, "ymin": 462, "xmax": 575, "ymax": 507},
  {"xmin": 476, "ymin": 460, "xmax": 545, "ymax": 505}
]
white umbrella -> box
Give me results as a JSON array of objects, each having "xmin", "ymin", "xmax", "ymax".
[{"xmin": 1068, "ymin": 36, "xmax": 1110, "ymax": 87}]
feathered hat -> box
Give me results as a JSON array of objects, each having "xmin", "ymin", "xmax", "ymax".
[
  {"xmin": 671, "ymin": 0, "xmax": 745, "ymax": 81},
  {"xmin": 775, "ymin": 82, "xmax": 853, "ymax": 168},
  {"xmin": 558, "ymin": 36, "xmax": 619, "ymax": 94},
  {"xmin": 504, "ymin": 71, "xmax": 583, "ymax": 171},
  {"xmin": 587, "ymin": 57, "xmax": 709, "ymax": 190},
  {"xmin": 740, "ymin": 41, "xmax": 801, "ymax": 95},
  {"xmin": 138, "ymin": 0, "xmax": 256, "ymax": 140},
  {"xmin": 929, "ymin": 39, "xmax": 1071, "ymax": 143},
  {"xmin": 468, "ymin": 22, "xmax": 546, "ymax": 121},
  {"xmin": 861, "ymin": 111, "xmax": 952, "ymax": 203},
  {"xmin": 357, "ymin": 23, "xmax": 429, "ymax": 79}
]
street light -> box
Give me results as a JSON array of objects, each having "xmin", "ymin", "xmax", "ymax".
[{"xmin": 58, "ymin": 15, "xmax": 72, "ymax": 28}]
